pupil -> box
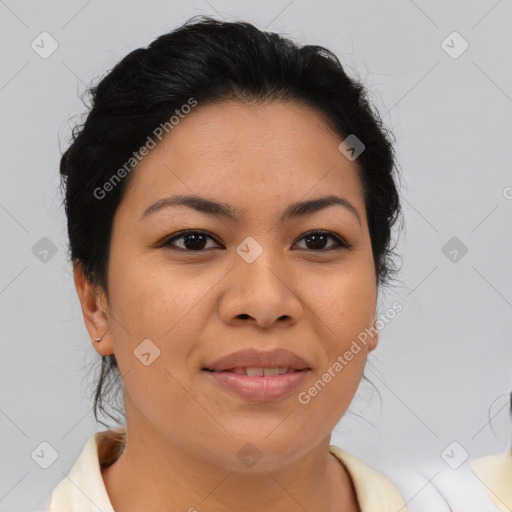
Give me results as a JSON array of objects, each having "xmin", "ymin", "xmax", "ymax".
[
  {"xmin": 184, "ymin": 233, "xmax": 207, "ymax": 250},
  {"xmin": 306, "ymin": 234, "xmax": 326, "ymax": 250}
]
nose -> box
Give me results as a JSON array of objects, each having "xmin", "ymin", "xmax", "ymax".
[{"xmin": 218, "ymin": 251, "xmax": 303, "ymax": 330}]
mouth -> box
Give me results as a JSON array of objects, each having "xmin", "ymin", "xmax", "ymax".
[
  {"xmin": 203, "ymin": 348, "xmax": 311, "ymax": 402},
  {"xmin": 208, "ymin": 367, "xmax": 305, "ymax": 376},
  {"xmin": 204, "ymin": 347, "xmax": 311, "ymax": 373}
]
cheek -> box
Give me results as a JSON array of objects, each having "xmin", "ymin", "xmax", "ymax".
[
  {"xmin": 105, "ymin": 250, "xmax": 217, "ymax": 395},
  {"xmin": 306, "ymin": 269, "xmax": 375, "ymax": 389},
  {"xmin": 105, "ymin": 253, "xmax": 210, "ymax": 429},
  {"xmin": 108, "ymin": 252, "xmax": 211, "ymax": 339},
  {"xmin": 306, "ymin": 263, "xmax": 377, "ymax": 347}
]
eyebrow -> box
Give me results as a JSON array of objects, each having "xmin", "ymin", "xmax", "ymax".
[{"xmin": 140, "ymin": 194, "xmax": 362, "ymax": 226}]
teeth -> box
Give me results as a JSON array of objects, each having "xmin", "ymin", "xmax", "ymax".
[
  {"xmin": 246, "ymin": 367, "xmax": 264, "ymax": 377},
  {"xmin": 230, "ymin": 367, "xmax": 293, "ymax": 376}
]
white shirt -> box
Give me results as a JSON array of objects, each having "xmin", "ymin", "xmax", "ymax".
[{"xmin": 472, "ymin": 450, "xmax": 512, "ymax": 512}]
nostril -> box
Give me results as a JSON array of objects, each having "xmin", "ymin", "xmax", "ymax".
[{"xmin": 238, "ymin": 314, "xmax": 250, "ymax": 319}]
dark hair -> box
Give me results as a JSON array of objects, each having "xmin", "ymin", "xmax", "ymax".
[{"xmin": 60, "ymin": 15, "xmax": 403, "ymax": 427}]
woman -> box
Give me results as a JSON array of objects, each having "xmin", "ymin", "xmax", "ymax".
[{"xmin": 49, "ymin": 16, "xmax": 407, "ymax": 511}]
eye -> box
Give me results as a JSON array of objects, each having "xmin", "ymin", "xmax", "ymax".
[
  {"xmin": 293, "ymin": 230, "xmax": 350, "ymax": 251},
  {"xmin": 160, "ymin": 229, "xmax": 350, "ymax": 252},
  {"xmin": 161, "ymin": 230, "xmax": 222, "ymax": 251}
]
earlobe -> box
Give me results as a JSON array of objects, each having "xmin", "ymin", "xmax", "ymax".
[{"xmin": 73, "ymin": 263, "xmax": 114, "ymax": 357}]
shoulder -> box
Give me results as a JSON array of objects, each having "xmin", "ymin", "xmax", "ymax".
[
  {"xmin": 472, "ymin": 450, "xmax": 512, "ymax": 512},
  {"xmin": 473, "ymin": 449, "xmax": 512, "ymax": 476},
  {"xmin": 329, "ymin": 445, "xmax": 407, "ymax": 511},
  {"xmin": 363, "ymin": 456, "xmax": 501, "ymax": 512},
  {"xmin": 48, "ymin": 428, "xmax": 125, "ymax": 511},
  {"xmin": 329, "ymin": 446, "xmax": 503, "ymax": 512}
]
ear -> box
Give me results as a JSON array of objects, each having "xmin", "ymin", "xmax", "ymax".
[
  {"xmin": 73, "ymin": 262, "xmax": 114, "ymax": 357},
  {"xmin": 367, "ymin": 314, "xmax": 379, "ymax": 353}
]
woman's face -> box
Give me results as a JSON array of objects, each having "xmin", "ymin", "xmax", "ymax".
[{"xmin": 86, "ymin": 100, "xmax": 379, "ymax": 470}]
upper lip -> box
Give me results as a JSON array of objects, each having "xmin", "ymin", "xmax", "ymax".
[{"xmin": 204, "ymin": 348, "xmax": 311, "ymax": 372}]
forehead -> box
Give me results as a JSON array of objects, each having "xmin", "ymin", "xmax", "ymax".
[{"xmin": 118, "ymin": 100, "xmax": 365, "ymax": 219}]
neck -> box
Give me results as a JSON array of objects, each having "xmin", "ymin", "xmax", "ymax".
[{"xmin": 101, "ymin": 421, "xmax": 359, "ymax": 512}]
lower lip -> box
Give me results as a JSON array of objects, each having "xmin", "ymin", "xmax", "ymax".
[{"xmin": 205, "ymin": 370, "xmax": 310, "ymax": 402}]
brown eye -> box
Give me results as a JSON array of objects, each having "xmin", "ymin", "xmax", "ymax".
[
  {"xmin": 160, "ymin": 229, "xmax": 349, "ymax": 253},
  {"xmin": 294, "ymin": 231, "xmax": 349, "ymax": 251},
  {"xmin": 162, "ymin": 231, "xmax": 221, "ymax": 251}
]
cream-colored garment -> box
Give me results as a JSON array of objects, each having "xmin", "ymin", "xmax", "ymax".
[
  {"xmin": 48, "ymin": 428, "xmax": 407, "ymax": 511},
  {"xmin": 472, "ymin": 450, "xmax": 512, "ymax": 512}
]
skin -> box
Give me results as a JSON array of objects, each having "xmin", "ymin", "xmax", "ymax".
[{"xmin": 74, "ymin": 100, "xmax": 379, "ymax": 512}]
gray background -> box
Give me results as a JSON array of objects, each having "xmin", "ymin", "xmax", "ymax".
[{"xmin": 1, "ymin": 0, "xmax": 511, "ymax": 510}]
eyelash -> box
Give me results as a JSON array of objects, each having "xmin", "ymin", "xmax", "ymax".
[{"xmin": 160, "ymin": 230, "xmax": 351, "ymax": 252}]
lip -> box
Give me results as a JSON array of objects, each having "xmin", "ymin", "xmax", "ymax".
[
  {"xmin": 206, "ymin": 370, "xmax": 310, "ymax": 401},
  {"xmin": 203, "ymin": 348, "xmax": 311, "ymax": 402},
  {"xmin": 204, "ymin": 348, "xmax": 311, "ymax": 372}
]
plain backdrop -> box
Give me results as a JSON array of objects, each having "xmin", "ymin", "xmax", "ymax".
[{"xmin": 0, "ymin": 1, "xmax": 511, "ymax": 510}]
